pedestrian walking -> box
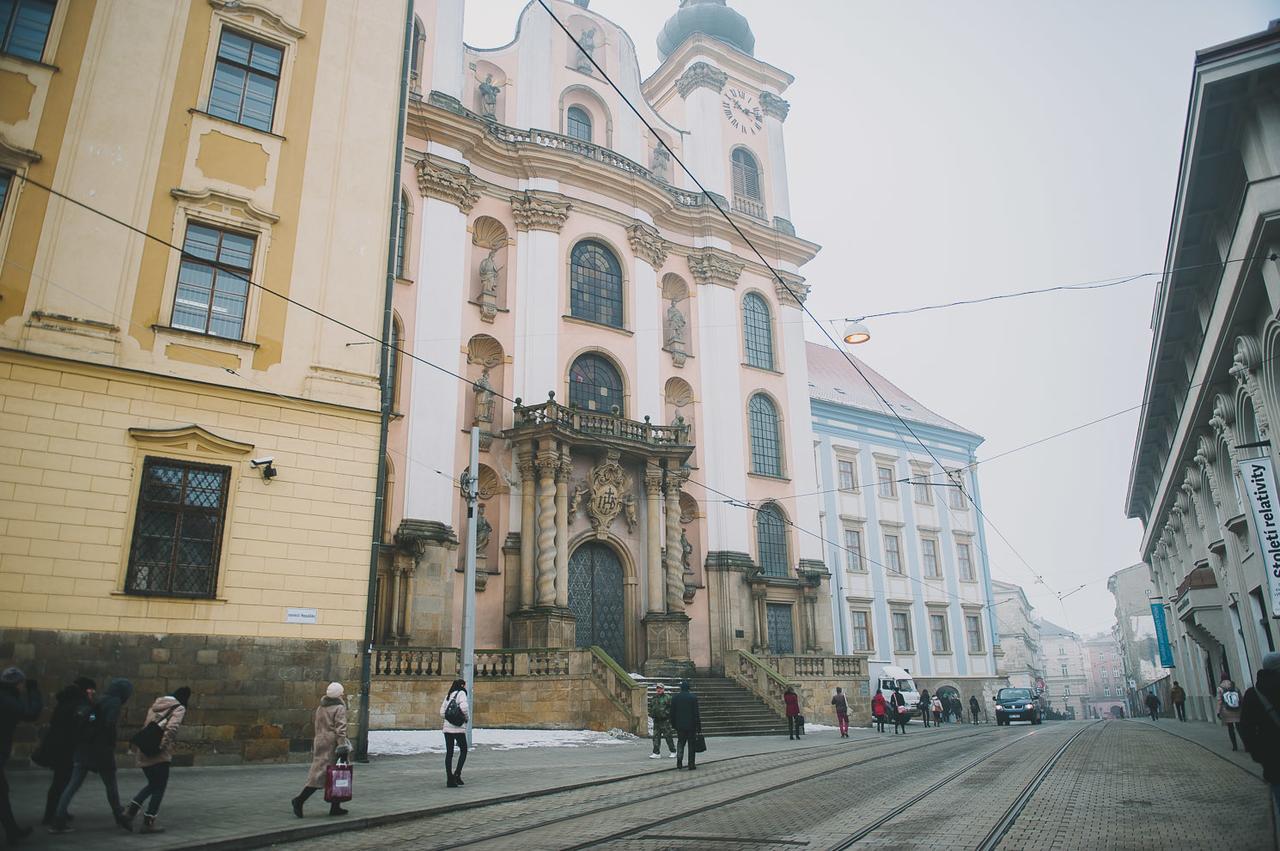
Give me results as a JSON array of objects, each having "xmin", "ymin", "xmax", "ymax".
[
  {"xmin": 831, "ymin": 687, "xmax": 850, "ymax": 738},
  {"xmin": 891, "ymin": 687, "xmax": 908, "ymax": 734},
  {"xmin": 1218, "ymin": 677, "xmax": 1243, "ymax": 751},
  {"xmin": 784, "ymin": 686, "xmax": 801, "ymax": 740},
  {"xmin": 1239, "ymin": 652, "xmax": 1280, "ymax": 822},
  {"xmin": 33, "ymin": 677, "xmax": 94, "ymax": 828},
  {"xmin": 121, "ymin": 686, "xmax": 190, "ymax": 833},
  {"xmin": 951, "ymin": 696, "xmax": 964, "ymax": 723},
  {"xmin": 1, "ymin": 667, "xmax": 43, "ymax": 844},
  {"xmin": 918, "ymin": 689, "xmax": 931, "ymax": 728},
  {"xmin": 440, "ymin": 678, "xmax": 469, "ymax": 787},
  {"xmin": 671, "ymin": 680, "xmax": 701, "ymax": 770},
  {"xmin": 931, "ymin": 695, "xmax": 943, "ymax": 726},
  {"xmin": 50, "ymin": 676, "xmax": 131, "ymax": 834},
  {"xmin": 291, "ymin": 682, "xmax": 351, "ymax": 817},
  {"xmin": 968, "ymin": 694, "xmax": 981, "ymax": 725},
  {"xmin": 648, "ymin": 683, "xmax": 676, "ymax": 758},
  {"xmin": 872, "ymin": 689, "xmax": 887, "ymax": 733},
  {"xmin": 1170, "ymin": 681, "xmax": 1187, "ymax": 722},
  {"xmin": 1144, "ymin": 690, "xmax": 1161, "ymax": 721}
]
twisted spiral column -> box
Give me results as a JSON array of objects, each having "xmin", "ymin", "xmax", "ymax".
[
  {"xmin": 535, "ymin": 446, "xmax": 558, "ymax": 606},
  {"xmin": 664, "ymin": 469, "xmax": 686, "ymax": 613}
]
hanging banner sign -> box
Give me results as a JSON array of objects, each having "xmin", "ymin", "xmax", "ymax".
[
  {"xmin": 1238, "ymin": 456, "xmax": 1280, "ymax": 613},
  {"xmin": 1150, "ymin": 602, "xmax": 1175, "ymax": 668}
]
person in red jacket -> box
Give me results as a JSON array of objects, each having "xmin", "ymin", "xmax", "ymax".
[
  {"xmin": 784, "ymin": 686, "xmax": 801, "ymax": 740},
  {"xmin": 872, "ymin": 689, "xmax": 888, "ymax": 733}
]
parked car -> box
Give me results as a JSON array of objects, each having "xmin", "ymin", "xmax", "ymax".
[{"xmin": 994, "ymin": 687, "xmax": 1042, "ymax": 725}]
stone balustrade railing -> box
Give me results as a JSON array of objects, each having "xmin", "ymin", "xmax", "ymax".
[
  {"xmin": 512, "ymin": 396, "xmax": 691, "ymax": 447},
  {"xmin": 730, "ymin": 649, "xmax": 793, "ymax": 716},
  {"xmin": 760, "ymin": 654, "xmax": 867, "ymax": 680},
  {"xmin": 731, "ymin": 650, "xmax": 873, "ymax": 725}
]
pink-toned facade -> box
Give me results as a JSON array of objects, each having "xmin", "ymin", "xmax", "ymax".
[
  {"xmin": 378, "ymin": 0, "xmax": 832, "ymax": 675},
  {"xmin": 1083, "ymin": 635, "xmax": 1127, "ymax": 719}
]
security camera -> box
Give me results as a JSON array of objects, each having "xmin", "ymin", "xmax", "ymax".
[
  {"xmin": 250, "ymin": 457, "xmax": 274, "ymax": 468},
  {"xmin": 250, "ymin": 457, "xmax": 278, "ymax": 482}
]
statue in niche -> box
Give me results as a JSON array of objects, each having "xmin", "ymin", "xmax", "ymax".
[
  {"xmin": 472, "ymin": 367, "xmax": 495, "ymax": 427},
  {"xmin": 477, "ymin": 73, "xmax": 500, "ymax": 120},
  {"xmin": 622, "ymin": 492, "xmax": 638, "ymax": 534},
  {"xmin": 569, "ymin": 482, "xmax": 590, "ymax": 520},
  {"xmin": 475, "ymin": 502, "xmax": 492, "ymax": 553},
  {"xmin": 478, "ymin": 244, "xmax": 502, "ymax": 322},
  {"xmin": 664, "ymin": 297, "xmax": 688, "ymax": 367},
  {"xmin": 576, "ymin": 28, "xmax": 596, "ymax": 74},
  {"xmin": 680, "ymin": 528, "xmax": 693, "ymax": 571},
  {"xmin": 650, "ymin": 144, "xmax": 670, "ymax": 180}
]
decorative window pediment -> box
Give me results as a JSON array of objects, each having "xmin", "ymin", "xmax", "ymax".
[
  {"xmin": 208, "ymin": 0, "xmax": 306, "ymax": 40},
  {"xmin": 128, "ymin": 424, "xmax": 254, "ymax": 458}
]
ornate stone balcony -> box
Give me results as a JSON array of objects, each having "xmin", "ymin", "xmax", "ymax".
[
  {"xmin": 510, "ymin": 393, "xmax": 692, "ymax": 452},
  {"xmin": 732, "ymin": 194, "xmax": 767, "ymax": 221}
]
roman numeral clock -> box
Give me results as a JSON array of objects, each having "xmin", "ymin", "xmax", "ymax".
[{"xmin": 722, "ymin": 86, "xmax": 763, "ymax": 135}]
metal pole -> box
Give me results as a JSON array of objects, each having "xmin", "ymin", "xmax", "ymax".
[{"xmin": 461, "ymin": 426, "xmax": 480, "ymax": 745}]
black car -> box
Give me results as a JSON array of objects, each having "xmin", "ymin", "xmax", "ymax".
[{"xmin": 994, "ymin": 687, "xmax": 1042, "ymax": 725}]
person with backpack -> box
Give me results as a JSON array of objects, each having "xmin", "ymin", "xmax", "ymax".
[
  {"xmin": 1239, "ymin": 653, "xmax": 1280, "ymax": 820},
  {"xmin": 891, "ymin": 687, "xmax": 908, "ymax": 734},
  {"xmin": 648, "ymin": 683, "xmax": 675, "ymax": 759},
  {"xmin": 783, "ymin": 686, "xmax": 801, "ymax": 740},
  {"xmin": 671, "ymin": 680, "xmax": 701, "ymax": 770},
  {"xmin": 931, "ymin": 694, "xmax": 944, "ymax": 726},
  {"xmin": 121, "ymin": 686, "xmax": 190, "ymax": 833},
  {"xmin": 871, "ymin": 689, "xmax": 888, "ymax": 733},
  {"xmin": 831, "ymin": 687, "xmax": 849, "ymax": 738},
  {"xmin": 440, "ymin": 678, "xmax": 469, "ymax": 788},
  {"xmin": 33, "ymin": 677, "xmax": 94, "ymax": 828},
  {"xmin": 50, "ymin": 676, "xmax": 132, "ymax": 834},
  {"xmin": 0, "ymin": 667, "xmax": 43, "ymax": 845},
  {"xmin": 1170, "ymin": 681, "xmax": 1187, "ymax": 721},
  {"xmin": 291, "ymin": 682, "xmax": 351, "ymax": 817},
  {"xmin": 1218, "ymin": 677, "xmax": 1243, "ymax": 751}
]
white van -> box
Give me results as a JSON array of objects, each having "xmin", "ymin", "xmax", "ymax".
[{"xmin": 870, "ymin": 663, "xmax": 921, "ymax": 719}]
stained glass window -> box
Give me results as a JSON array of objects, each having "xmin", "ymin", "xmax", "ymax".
[
  {"xmin": 742, "ymin": 292, "xmax": 774, "ymax": 370},
  {"xmin": 749, "ymin": 394, "xmax": 782, "ymax": 476},
  {"xmin": 756, "ymin": 502, "xmax": 788, "ymax": 578},
  {"xmin": 568, "ymin": 353, "xmax": 624, "ymax": 415},
  {"xmin": 566, "ymin": 106, "xmax": 593, "ymax": 142},
  {"xmin": 569, "ymin": 240, "xmax": 623, "ymax": 328}
]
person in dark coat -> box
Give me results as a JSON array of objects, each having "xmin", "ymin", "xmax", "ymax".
[
  {"xmin": 50, "ymin": 677, "xmax": 132, "ymax": 834},
  {"xmin": 891, "ymin": 687, "xmax": 908, "ymax": 734},
  {"xmin": 831, "ymin": 687, "xmax": 849, "ymax": 738},
  {"xmin": 670, "ymin": 680, "xmax": 701, "ymax": 770},
  {"xmin": 950, "ymin": 696, "xmax": 964, "ymax": 724},
  {"xmin": 1144, "ymin": 691, "xmax": 1160, "ymax": 722},
  {"xmin": 34, "ymin": 678, "xmax": 95, "ymax": 827},
  {"xmin": 968, "ymin": 694, "xmax": 981, "ymax": 725},
  {"xmin": 917, "ymin": 689, "xmax": 931, "ymax": 727},
  {"xmin": 1, "ymin": 666, "xmax": 43, "ymax": 844},
  {"xmin": 1240, "ymin": 653, "xmax": 1280, "ymax": 821},
  {"xmin": 783, "ymin": 686, "xmax": 801, "ymax": 740}
]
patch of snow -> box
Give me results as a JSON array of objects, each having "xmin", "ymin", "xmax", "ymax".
[{"xmin": 369, "ymin": 728, "xmax": 634, "ymax": 755}]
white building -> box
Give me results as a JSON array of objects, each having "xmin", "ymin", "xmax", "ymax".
[
  {"xmin": 1038, "ymin": 620, "xmax": 1088, "ymax": 719},
  {"xmin": 992, "ymin": 579, "xmax": 1042, "ymax": 692}
]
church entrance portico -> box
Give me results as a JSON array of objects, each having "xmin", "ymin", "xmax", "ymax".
[{"xmin": 569, "ymin": 541, "xmax": 627, "ymax": 666}]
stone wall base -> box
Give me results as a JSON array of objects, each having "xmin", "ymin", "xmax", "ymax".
[
  {"xmin": 0, "ymin": 628, "xmax": 360, "ymax": 766},
  {"xmin": 642, "ymin": 613, "xmax": 694, "ymax": 678},
  {"xmin": 914, "ymin": 675, "xmax": 1010, "ymax": 720},
  {"xmin": 508, "ymin": 607, "xmax": 577, "ymax": 649}
]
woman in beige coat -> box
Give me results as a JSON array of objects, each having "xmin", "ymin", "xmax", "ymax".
[
  {"xmin": 122, "ymin": 686, "xmax": 190, "ymax": 834},
  {"xmin": 290, "ymin": 682, "xmax": 351, "ymax": 818}
]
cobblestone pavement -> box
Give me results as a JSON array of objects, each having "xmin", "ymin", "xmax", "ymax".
[{"xmin": 325, "ymin": 720, "xmax": 1273, "ymax": 851}]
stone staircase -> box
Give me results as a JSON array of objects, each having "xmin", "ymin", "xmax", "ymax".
[{"xmin": 644, "ymin": 674, "xmax": 789, "ymax": 737}]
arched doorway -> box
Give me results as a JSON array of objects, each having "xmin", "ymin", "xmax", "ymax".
[{"xmin": 568, "ymin": 542, "xmax": 625, "ymax": 665}]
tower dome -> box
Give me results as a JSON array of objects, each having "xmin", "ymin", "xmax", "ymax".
[{"xmin": 657, "ymin": 0, "xmax": 755, "ymax": 60}]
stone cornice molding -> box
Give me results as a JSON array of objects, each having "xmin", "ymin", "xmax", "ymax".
[
  {"xmin": 626, "ymin": 222, "xmax": 669, "ymax": 270},
  {"xmin": 417, "ymin": 157, "xmax": 480, "ymax": 212},
  {"xmin": 511, "ymin": 191, "xmax": 572, "ymax": 232},
  {"xmin": 774, "ymin": 272, "xmax": 810, "ymax": 307},
  {"xmin": 759, "ymin": 91, "xmax": 791, "ymax": 122},
  {"xmin": 688, "ymin": 247, "xmax": 744, "ymax": 288},
  {"xmin": 675, "ymin": 62, "xmax": 728, "ymax": 98},
  {"xmin": 395, "ymin": 518, "xmax": 458, "ymax": 557},
  {"xmin": 170, "ymin": 187, "xmax": 279, "ymax": 224},
  {"xmin": 208, "ymin": 0, "xmax": 306, "ymax": 39},
  {"xmin": 128, "ymin": 424, "xmax": 254, "ymax": 456},
  {"xmin": 0, "ymin": 134, "xmax": 41, "ymax": 164}
]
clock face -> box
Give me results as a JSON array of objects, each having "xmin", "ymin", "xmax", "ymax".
[{"xmin": 722, "ymin": 86, "xmax": 763, "ymax": 135}]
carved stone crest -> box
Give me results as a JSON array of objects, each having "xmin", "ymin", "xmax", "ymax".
[{"xmin": 579, "ymin": 450, "xmax": 627, "ymax": 538}]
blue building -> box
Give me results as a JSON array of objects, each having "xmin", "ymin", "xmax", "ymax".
[{"xmin": 808, "ymin": 343, "xmax": 1004, "ymax": 703}]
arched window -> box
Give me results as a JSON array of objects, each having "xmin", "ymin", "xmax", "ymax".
[
  {"xmin": 742, "ymin": 292, "xmax": 774, "ymax": 370},
  {"xmin": 566, "ymin": 105, "xmax": 593, "ymax": 142},
  {"xmin": 388, "ymin": 314, "xmax": 404, "ymax": 411},
  {"xmin": 732, "ymin": 148, "xmax": 762, "ymax": 201},
  {"xmin": 756, "ymin": 503, "xmax": 788, "ymax": 577},
  {"xmin": 569, "ymin": 353, "xmax": 624, "ymax": 415},
  {"xmin": 570, "ymin": 240, "xmax": 623, "ymax": 328},
  {"xmin": 395, "ymin": 191, "xmax": 410, "ymax": 278},
  {"xmin": 410, "ymin": 18, "xmax": 426, "ymax": 83},
  {"xmin": 749, "ymin": 394, "xmax": 782, "ymax": 476}
]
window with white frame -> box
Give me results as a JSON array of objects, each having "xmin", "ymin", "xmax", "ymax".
[
  {"xmin": 957, "ymin": 541, "xmax": 975, "ymax": 581},
  {"xmin": 837, "ymin": 458, "xmax": 857, "ymax": 492},
  {"xmin": 929, "ymin": 612, "xmax": 950, "ymax": 653},
  {"xmin": 207, "ymin": 29, "xmax": 284, "ymax": 133},
  {"xmin": 1103, "ymin": 686, "xmax": 1111, "ymax": 696},
  {"xmin": 883, "ymin": 533, "xmax": 901, "ymax": 574},
  {"xmin": 1061, "ymin": 664, "xmax": 1068, "ymax": 676},
  {"xmin": 965, "ymin": 613, "xmax": 983, "ymax": 653},
  {"xmin": 892, "ymin": 610, "xmax": 912, "ymax": 652},
  {"xmin": 850, "ymin": 609, "xmax": 872, "ymax": 651},
  {"xmin": 921, "ymin": 537, "xmax": 940, "ymax": 578},
  {"xmin": 843, "ymin": 527, "xmax": 864, "ymax": 572},
  {"xmin": 877, "ymin": 465, "xmax": 897, "ymax": 498},
  {"xmin": 948, "ymin": 470, "xmax": 967, "ymax": 509},
  {"xmin": 172, "ymin": 222, "xmax": 255, "ymax": 339},
  {"xmin": 913, "ymin": 471, "xmax": 933, "ymax": 505},
  {"xmin": 1, "ymin": 0, "xmax": 55, "ymax": 62}
]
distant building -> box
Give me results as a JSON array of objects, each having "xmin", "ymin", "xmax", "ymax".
[
  {"xmin": 809, "ymin": 343, "xmax": 1003, "ymax": 705},
  {"xmin": 1038, "ymin": 620, "xmax": 1087, "ymax": 719},
  {"xmin": 992, "ymin": 580, "xmax": 1042, "ymax": 692},
  {"xmin": 1124, "ymin": 23, "xmax": 1280, "ymax": 722},
  {"xmin": 1108, "ymin": 564, "xmax": 1171, "ymax": 718},
  {"xmin": 1083, "ymin": 634, "xmax": 1127, "ymax": 719}
]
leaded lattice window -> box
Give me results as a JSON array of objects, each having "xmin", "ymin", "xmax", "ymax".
[
  {"xmin": 756, "ymin": 502, "xmax": 788, "ymax": 578},
  {"xmin": 1, "ymin": 0, "xmax": 55, "ymax": 62},
  {"xmin": 566, "ymin": 106, "xmax": 593, "ymax": 142},
  {"xmin": 766, "ymin": 603, "xmax": 794, "ymax": 655},
  {"xmin": 568, "ymin": 353, "xmax": 624, "ymax": 415},
  {"xmin": 742, "ymin": 292, "xmax": 774, "ymax": 369},
  {"xmin": 208, "ymin": 29, "xmax": 283, "ymax": 132},
  {"xmin": 125, "ymin": 458, "xmax": 230, "ymax": 599},
  {"xmin": 569, "ymin": 240, "xmax": 623, "ymax": 328},
  {"xmin": 749, "ymin": 394, "xmax": 782, "ymax": 476},
  {"xmin": 172, "ymin": 223, "xmax": 254, "ymax": 339}
]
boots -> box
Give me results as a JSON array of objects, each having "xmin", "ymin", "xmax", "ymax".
[
  {"xmin": 141, "ymin": 816, "xmax": 164, "ymax": 834},
  {"xmin": 328, "ymin": 802, "xmax": 349, "ymax": 817},
  {"xmin": 120, "ymin": 802, "xmax": 140, "ymax": 832}
]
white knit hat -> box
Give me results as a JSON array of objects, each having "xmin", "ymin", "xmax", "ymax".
[{"xmin": 326, "ymin": 681, "xmax": 344, "ymax": 699}]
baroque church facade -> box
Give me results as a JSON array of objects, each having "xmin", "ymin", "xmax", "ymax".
[{"xmin": 382, "ymin": 0, "xmax": 834, "ymax": 674}]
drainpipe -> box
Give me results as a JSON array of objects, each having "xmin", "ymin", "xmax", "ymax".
[{"xmin": 357, "ymin": 0, "xmax": 414, "ymax": 763}]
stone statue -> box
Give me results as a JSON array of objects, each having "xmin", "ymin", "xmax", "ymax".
[
  {"xmin": 650, "ymin": 143, "xmax": 670, "ymax": 179},
  {"xmin": 664, "ymin": 297, "xmax": 687, "ymax": 350},
  {"xmin": 479, "ymin": 245, "xmax": 501, "ymax": 298},
  {"xmin": 569, "ymin": 482, "xmax": 590, "ymax": 519},
  {"xmin": 576, "ymin": 29, "xmax": 596, "ymax": 74},
  {"xmin": 622, "ymin": 493, "xmax": 638, "ymax": 534},
  {"xmin": 477, "ymin": 73, "xmax": 500, "ymax": 119},
  {"xmin": 680, "ymin": 528, "xmax": 693, "ymax": 571},
  {"xmin": 473, "ymin": 368, "xmax": 495, "ymax": 426},
  {"xmin": 475, "ymin": 502, "xmax": 492, "ymax": 552}
]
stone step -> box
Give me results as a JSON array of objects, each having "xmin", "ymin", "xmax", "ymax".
[{"xmin": 640, "ymin": 673, "xmax": 788, "ymax": 736}]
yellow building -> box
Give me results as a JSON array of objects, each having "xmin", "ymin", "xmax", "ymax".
[{"xmin": 0, "ymin": 0, "xmax": 405, "ymax": 762}]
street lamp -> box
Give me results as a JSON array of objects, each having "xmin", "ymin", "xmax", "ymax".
[{"xmin": 842, "ymin": 319, "xmax": 871, "ymax": 345}]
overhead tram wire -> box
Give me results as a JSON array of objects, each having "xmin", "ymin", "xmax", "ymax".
[{"xmin": 537, "ymin": 0, "xmax": 1068, "ymax": 598}]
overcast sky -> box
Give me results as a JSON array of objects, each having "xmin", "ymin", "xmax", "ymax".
[{"xmin": 464, "ymin": 0, "xmax": 1280, "ymax": 636}]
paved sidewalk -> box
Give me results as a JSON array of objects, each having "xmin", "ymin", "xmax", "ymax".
[
  {"xmin": 4, "ymin": 727, "xmax": 863, "ymax": 849},
  {"xmin": 1130, "ymin": 717, "xmax": 1266, "ymax": 782}
]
